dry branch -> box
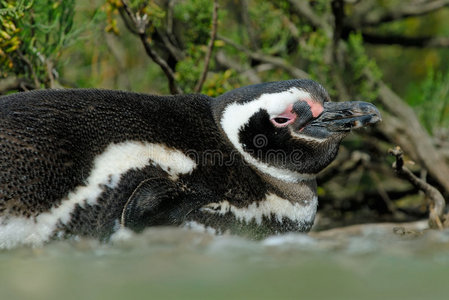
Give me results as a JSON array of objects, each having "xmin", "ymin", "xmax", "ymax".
[
  {"xmin": 194, "ymin": 0, "xmax": 219, "ymax": 93},
  {"xmin": 389, "ymin": 146, "xmax": 446, "ymax": 229},
  {"xmin": 371, "ymin": 77, "xmax": 449, "ymax": 194},
  {"xmin": 0, "ymin": 77, "xmax": 20, "ymax": 94},
  {"xmin": 120, "ymin": 0, "xmax": 183, "ymax": 94}
]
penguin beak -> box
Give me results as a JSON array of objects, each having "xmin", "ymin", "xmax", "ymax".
[{"xmin": 305, "ymin": 101, "xmax": 381, "ymax": 137}]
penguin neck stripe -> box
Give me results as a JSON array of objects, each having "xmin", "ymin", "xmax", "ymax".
[
  {"xmin": 289, "ymin": 129, "xmax": 327, "ymax": 143},
  {"xmin": 200, "ymin": 193, "xmax": 318, "ymax": 225},
  {"xmin": 220, "ymin": 88, "xmax": 315, "ymax": 182}
]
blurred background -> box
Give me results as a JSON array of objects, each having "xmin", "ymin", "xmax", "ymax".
[
  {"xmin": 1, "ymin": 0, "xmax": 449, "ymax": 229},
  {"xmin": 2, "ymin": 1, "xmax": 449, "ymax": 299}
]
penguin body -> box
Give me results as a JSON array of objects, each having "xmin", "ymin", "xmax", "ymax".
[{"xmin": 0, "ymin": 80, "xmax": 381, "ymax": 248}]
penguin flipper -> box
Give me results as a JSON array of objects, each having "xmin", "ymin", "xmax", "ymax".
[{"xmin": 121, "ymin": 177, "xmax": 181, "ymax": 232}]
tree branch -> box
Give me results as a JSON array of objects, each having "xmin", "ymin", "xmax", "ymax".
[
  {"xmin": 194, "ymin": 0, "xmax": 219, "ymax": 93},
  {"xmin": 362, "ymin": 32, "xmax": 449, "ymax": 47},
  {"xmin": 348, "ymin": 0, "xmax": 449, "ymax": 28},
  {"xmin": 0, "ymin": 77, "xmax": 35, "ymax": 94},
  {"xmin": 389, "ymin": 146, "xmax": 446, "ymax": 229},
  {"xmin": 368, "ymin": 73, "xmax": 449, "ymax": 194},
  {"xmin": 120, "ymin": 0, "xmax": 183, "ymax": 94},
  {"xmin": 218, "ymin": 35, "xmax": 310, "ymax": 79}
]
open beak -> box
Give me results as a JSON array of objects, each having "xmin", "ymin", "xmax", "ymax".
[{"xmin": 305, "ymin": 101, "xmax": 381, "ymax": 138}]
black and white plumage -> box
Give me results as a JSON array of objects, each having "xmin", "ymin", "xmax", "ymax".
[{"xmin": 0, "ymin": 79, "xmax": 381, "ymax": 248}]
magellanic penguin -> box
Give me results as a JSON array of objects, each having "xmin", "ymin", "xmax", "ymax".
[{"xmin": 0, "ymin": 79, "xmax": 381, "ymax": 248}]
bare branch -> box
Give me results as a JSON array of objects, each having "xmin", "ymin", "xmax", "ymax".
[
  {"xmin": 120, "ymin": 0, "xmax": 147, "ymax": 33},
  {"xmin": 157, "ymin": 30, "xmax": 185, "ymax": 62},
  {"xmin": 120, "ymin": 0, "xmax": 183, "ymax": 94},
  {"xmin": 166, "ymin": 0, "xmax": 175, "ymax": 37},
  {"xmin": 362, "ymin": 68, "xmax": 449, "ymax": 194},
  {"xmin": 218, "ymin": 35, "xmax": 310, "ymax": 79},
  {"xmin": 45, "ymin": 60, "xmax": 56, "ymax": 89},
  {"xmin": 348, "ymin": 0, "xmax": 449, "ymax": 28},
  {"xmin": 362, "ymin": 33, "xmax": 449, "ymax": 47},
  {"xmin": 194, "ymin": 0, "xmax": 219, "ymax": 93},
  {"xmin": 389, "ymin": 146, "xmax": 446, "ymax": 229},
  {"xmin": 118, "ymin": 7, "xmax": 140, "ymax": 35},
  {"xmin": 0, "ymin": 77, "xmax": 34, "ymax": 94}
]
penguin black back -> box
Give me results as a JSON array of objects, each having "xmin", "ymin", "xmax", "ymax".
[{"xmin": 0, "ymin": 89, "xmax": 217, "ymax": 216}]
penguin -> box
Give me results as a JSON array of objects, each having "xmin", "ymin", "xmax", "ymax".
[{"xmin": 0, "ymin": 79, "xmax": 381, "ymax": 248}]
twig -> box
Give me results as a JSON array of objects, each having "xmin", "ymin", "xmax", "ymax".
[
  {"xmin": 368, "ymin": 72, "xmax": 449, "ymax": 194},
  {"xmin": 120, "ymin": 0, "xmax": 183, "ymax": 94},
  {"xmin": 388, "ymin": 146, "xmax": 446, "ymax": 229},
  {"xmin": 194, "ymin": 0, "xmax": 218, "ymax": 93},
  {"xmin": 0, "ymin": 77, "xmax": 35, "ymax": 94},
  {"xmin": 166, "ymin": 0, "xmax": 175, "ymax": 38},
  {"xmin": 157, "ymin": 31, "xmax": 185, "ymax": 62},
  {"xmin": 45, "ymin": 60, "xmax": 55, "ymax": 89}
]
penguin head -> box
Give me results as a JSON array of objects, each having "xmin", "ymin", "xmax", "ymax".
[{"xmin": 212, "ymin": 79, "xmax": 381, "ymax": 182}]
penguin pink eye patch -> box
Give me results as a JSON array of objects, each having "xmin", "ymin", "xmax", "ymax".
[{"xmin": 270, "ymin": 100, "xmax": 324, "ymax": 128}]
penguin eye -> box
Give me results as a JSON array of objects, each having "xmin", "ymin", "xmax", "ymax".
[
  {"xmin": 274, "ymin": 117, "xmax": 290, "ymax": 124},
  {"xmin": 271, "ymin": 116, "xmax": 295, "ymax": 127}
]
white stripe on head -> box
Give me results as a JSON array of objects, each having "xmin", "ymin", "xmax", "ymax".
[{"xmin": 220, "ymin": 87, "xmax": 315, "ymax": 182}]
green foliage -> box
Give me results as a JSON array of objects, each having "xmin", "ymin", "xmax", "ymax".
[
  {"xmin": 298, "ymin": 28, "xmax": 331, "ymax": 86},
  {"xmin": 174, "ymin": 0, "xmax": 213, "ymax": 45},
  {"xmin": 0, "ymin": 0, "xmax": 76, "ymax": 87},
  {"xmin": 346, "ymin": 32, "xmax": 382, "ymax": 101},
  {"xmin": 408, "ymin": 68, "xmax": 449, "ymax": 133},
  {"xmin": 174, "ymin": 45, "xmax": 203, "ymax": 93},
  {"xmin": 247, "ymin": 1, "xmax": 290, "ymax": 55},
  {"xmin": 202, "ymin": 69, "xmax": 238, "ymax": 97},
  {"xmin": 0, "ymin": 0, "xmax": 30, "ymax": 75},
  {"xmin": 172, "ymin": 0, "xmax": 215, "ymax": 93}
]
